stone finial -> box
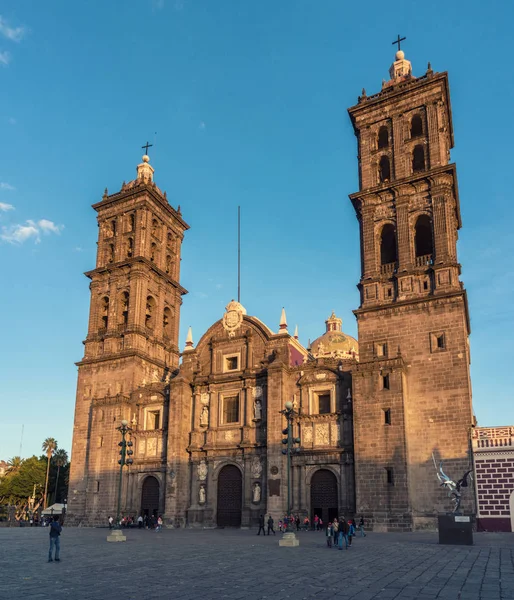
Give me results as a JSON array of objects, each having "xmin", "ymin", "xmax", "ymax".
[
  {"xmin": 293, "ymin": 324, "xmax": 299, "ymax": 339},
  {"xmin": 389, "ymin": 50, "xmax": 412, "ymax": 81},
  {"xmin": 137, "ymin": 154, "xmax": 154, "ymax": 183},
  {"xmin": 279, "ymin": 307, "xmax": 288, "ymax": 334},
  {"xmin": 103, "ymin": 187, "xmax": 108, "ymax": 198},
  {"xmin": 426, "ymin": 61, "xmax": 433, "ymax": 76},
  {"xmin": 325, "ymin": 311, "xmax": 342, "ymax": 333},
  {"xmin": 184, "ymin": 326, "xmax": 194, "ymax": 352}
]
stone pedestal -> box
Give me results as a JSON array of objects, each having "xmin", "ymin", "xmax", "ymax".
[
  {"xmin": 438, "ymin": 514, "xmax": 473, "ymax": 546},
  {"xmin": 278, "ymin": 532, "xmax": 300, "ymax": 547},
  {"xmin": 107, "ymin": 529, "xmax": 127, "ymax": 543}
]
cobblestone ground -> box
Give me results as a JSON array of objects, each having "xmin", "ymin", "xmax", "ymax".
[{"xmin": 0, "ymin": 527, "xmax": 513, "ymax": 600}]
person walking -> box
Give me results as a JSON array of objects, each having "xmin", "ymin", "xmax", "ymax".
[
  {"xmin": 137, "ymin": 515, "xmax": 143, "ymax": 529},
  {"xmin": 326, "ymin": 522, "xmax": 333, "ymax": 547},
  {"xmin": 338, "ymin": 518, "xmax": 349, "ymax": 550},
  {"xmin": 347, "ymin": 519, "xmax": 355, "ymax": 546},
  {"xmin": 314, "ymin": 514, "xmax": 319, "ymax": 531},
  {"xmin": 108, "ymin": 516, "xmax": 114, "ymax": 530},
  {"xmin": 358, "ymin": 516, "xmax": 366, "ymax": 537},
  {"xmin": 48, "ymin": 516, "xmax": 62, "ymax": 563},
  {"xmin": 295, "ymin": 515, "xmax": 300, "ymax": 531},
  {"xmin": 155, "ymin": 515, "xmax": 163, "ymax": 532},
  {"xmin": 257, "ymin": 514, "xmax": 266, "ymax": 536},
  {"xmin": 332, "ymin": 518, "xmax": 339, "ymax": 548},
  {"xmin": 267, "ymin": 514, "xmax": 275, "ymax": 535}
]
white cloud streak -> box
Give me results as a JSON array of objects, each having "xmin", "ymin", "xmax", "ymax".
[
  {"xmin": 0, "ymin": 16, "xmax": 26, "ymax": 42},
  {"xmin": 0, "ymin": 51, "xmax": 10, "ymax": 66},
  {"xmin": 0, "ymin": 182, "xmax": 15, "ymax": 190},
  {"xmin": 1, "ymin": 219, "xmax": 64, "ymax": 244},
  {"xmin": 0, "ymin": 202, "xmax": 14, "ymax": 211}
]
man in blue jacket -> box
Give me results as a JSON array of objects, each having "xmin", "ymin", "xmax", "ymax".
[{"xmin": 48, "ymin": 515, "xmax": 62, "ymax": 562}]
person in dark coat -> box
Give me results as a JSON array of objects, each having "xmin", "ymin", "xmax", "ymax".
[
  {"xmin": 267, "ymin": 515, "xmax": 275, "ymax": 535},
  {"xmin": 257, "ymin": 514, "xmax": 266, "ymax": 536}
]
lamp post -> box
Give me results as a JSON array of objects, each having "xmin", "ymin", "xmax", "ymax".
[
  {"xmin": 279, "ymin": 400, "xmax": 301, "ymax": 546},
  {"xmin": 115, "ymin": 420, "xmax": 133, "ymax": 529}
]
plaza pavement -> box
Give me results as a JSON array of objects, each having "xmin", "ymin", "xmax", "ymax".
[{"xmin": 0, "ymin": 527, "xmax": 513, "ymax": 600}]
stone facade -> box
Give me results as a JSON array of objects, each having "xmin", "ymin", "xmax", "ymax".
[
  {"xmin": 473, "ymin": 426, "xmax": 514, "ymax": 532},
  {"xmin": 68, "ymin": 51, "xmax": 476, "ymax": 530}
]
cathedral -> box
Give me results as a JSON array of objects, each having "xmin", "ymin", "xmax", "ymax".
[{"xmin": 68, "ymin": 49, "xmax": 474, "ymax": 531}]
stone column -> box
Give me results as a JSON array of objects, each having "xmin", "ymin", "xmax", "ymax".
[
  {"xmin": 426, "ymin": 102, "xmax": 441, "ymax": 168},
  {"xmin": 396, "ymin": 197, "xmax": 411, "ymax": 271},
  {"xmin": 361, "ymin": 203, "xmax": 377, "ymax": 279}
]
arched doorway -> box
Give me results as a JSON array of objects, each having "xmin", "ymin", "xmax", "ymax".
[
  {"xmin": 311, "ymin": 469, "xmax": 338, "ymax": 525},
  {"xmin": 217, "ymin": 465, "xmax": 242, "ymax": 527},
  {"xmin": 141, "ymin": 476, "xmax": 160, "ymax": 517}
]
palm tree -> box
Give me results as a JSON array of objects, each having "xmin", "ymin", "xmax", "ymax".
[
  {"xmin": 53, "ymin": 449, "xmax": 68, "ymax": 504},
  {"xmin": 42, "ymin": 438, "xmax": 57, "ymax": 508},
  {"xmin": 6, "ymin": 456, "xmax": 23, "ymax": 475}
]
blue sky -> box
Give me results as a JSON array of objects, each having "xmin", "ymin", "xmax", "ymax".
[{"xmin": 1, "ymin": 0, "xmax": 512, "ymax": 460}]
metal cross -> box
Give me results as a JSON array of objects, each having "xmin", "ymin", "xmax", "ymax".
[
  {"xmin": 142, "ymin": 141, "xmax": 153, "ymax": 155},
  {"xmin": 392, "ymin": 34, "xmax": 406, "ymax": 51}
]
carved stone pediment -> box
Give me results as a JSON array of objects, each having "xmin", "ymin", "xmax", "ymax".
[{"xmin": 298, "ymin": 369, "xmax": 338, "ymax": 386}]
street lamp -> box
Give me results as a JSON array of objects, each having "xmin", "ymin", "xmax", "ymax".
[
  {"xmin": 115, "ymin": 419, "xmax": 133, "ymax": 528},
  {"xmin": 281, "ymin": 400, "xmax": 301, "ymax": 533}
]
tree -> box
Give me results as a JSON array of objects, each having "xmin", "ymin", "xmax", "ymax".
[
  {"xmin": 6, "ymin": 456, "xmax": 23, "ymax": 475},
  {"xmin": 53, "ymin": 449, "xmax": 68, "ymax": 504},
  {"xmin": 0, "ymin": 456, "xmax": 46, "ymax": 518},
  {"xmin": 42, "ymin": 438, "xmax": 57, "ymax": 508}
]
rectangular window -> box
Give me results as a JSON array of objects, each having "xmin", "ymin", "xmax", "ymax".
[
  {"xmin": 382, "ymin": 374, "xmax": 390, "ymax": 390},
  {"xmin": 384, "ymin": 409, "xmax": 391, "ymax": 425},
  {"xmin": 430, "ymin": 331, "xmax": 447, "ymax": 353},
  {"xmin": 97, "ymin": 436, "xmax": 103, "ymax": 448},
  {"xmin": 96, "ymin": 480, "xmax": 100, "ymax": 493},
  {"xmin": 146, "ymin": 410, "xmax": 160, "ymax": 430},
  {"xmin": 223, "ymin": 396, "xmax": 240, "ymax": 424},
  {"xmin": 318, "ymin": 394, "xmax": 331, "ymax": 415},
  {"xmin": 386, "ymin": 468, "xmax": 394, "ymax": 486},
  {"xmin": 223, "ymin": 354, "xmax": 240, "ymax": 372},
  {"xmin": 376, "ymin": 342, "xmax": 388, "ymax": 358}
]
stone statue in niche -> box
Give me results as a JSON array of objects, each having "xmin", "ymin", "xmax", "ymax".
[
  {"xmin": 252, "ymin": 482, "xmax": 261, "ymax": 503},
  {"xmin": 253, "ymin": 399, "xmax": 262, "ymax": 421},
  {"xmin": 197, "ymin": 459, "xmax": 208, "ymax": 481},
  {"xmin": 251, "ymin": 456, "xmax": 262, "ymax": 479},
  {"xmin": 200, "ymin": 405, "xmax": 209, "ymax": 427},
  {"xmin": 199, "ymin": 485, "xmax": 206, "ymax": 504}
]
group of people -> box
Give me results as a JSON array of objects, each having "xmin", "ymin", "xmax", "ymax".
[
  {"xmin": 108, "ymin": 514, "xmax": 163, "ymax": 530},
  {"xmin": 325, "ymin": 517, "xmax": 366, "ymax": 549},
  {"xmin": 256, "ymin": 513, "xmax": 367, "ymax": 540}
]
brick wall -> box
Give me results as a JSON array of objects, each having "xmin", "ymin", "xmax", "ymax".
[{"xmin": 473, "ymin": 426, "xmax": 514, "ymax": 532}]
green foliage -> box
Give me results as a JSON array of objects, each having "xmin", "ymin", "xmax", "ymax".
[{"xmin": 0, "ymin": 456, "xmax": 46, "ymax": 506}]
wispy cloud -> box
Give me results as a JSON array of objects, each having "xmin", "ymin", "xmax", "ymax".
[
  {"xmin": 151, "ymin": 0, "xmax": 165, "ymax": 10},
  {"xmin": 198, "ymin": 121, "xmax": 206, "ymax": 131},
  {"xmin": 0, "ymin": 16, "xmax": 26, "ymax": 42},
  {"xmin": 0, "ymin": 202, "xmax": 14, "ymax": 211},
  {"xmin": 7, "ymin": 117, "xmax": 15, "ymax": 125},
  {"xmin": 0, "ymin": 182, "xmax": 15, "ymax": 191},
  {"xmin": 1, "ymin": 219, "xmax": 64, "ymax": 244},
  {"xmin": 0, "ymin": 51, "xmax": 10, "ymax": 66}
]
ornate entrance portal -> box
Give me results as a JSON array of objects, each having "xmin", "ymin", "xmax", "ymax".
[
  {"xmin": 311, "ymin": 469, "xmax": 338, "ymax": 525},
  {"xmin": 217, "ymin": 465, "xmax": 242, "ymax": 527},
  {"xmin": 141, "ymin": 476, "xmax": 160, "ymax": 517}
]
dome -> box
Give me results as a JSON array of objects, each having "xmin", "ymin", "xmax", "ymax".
[{"xmin": 310, "ymin": 312, "xmax": 358, "ymax": 360}]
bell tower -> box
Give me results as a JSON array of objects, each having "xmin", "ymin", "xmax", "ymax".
[
  {"xmin": 68, "ymin": 152, "xmax": 188, "ymax": 523},
  {"xmin": 348, "ymin": 48, "xmax": 473, "ymax": 530}
]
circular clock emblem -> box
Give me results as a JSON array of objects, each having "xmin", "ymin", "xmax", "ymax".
[{"xmin": 270, "ymin": 466, "xmax": 279, "ymax": 475}]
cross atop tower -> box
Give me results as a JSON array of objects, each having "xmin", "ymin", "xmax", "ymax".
[
  {"xmin": 142, "ymin": 141, "xmax": 153, "ymax": 155},
  {"xmin": 392, "ymin": 34, "xmax": 406, "ymax": 52}
]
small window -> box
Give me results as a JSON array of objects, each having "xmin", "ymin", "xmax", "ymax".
[
  {"xmin": 380, "ymin": 224, "xmax": 397, "ymax": 265},
  {"xmin": 108, "ymin": 243, "xmax": 115, "ymax": 263},
  {"xmin": 384, "ymin": 409, "xmax": 391, "ymax": 425},
  {"xmin": 146, "ymin": 410, "xmax": 160, "ymax": 430},
  {"xmin": 224, "ymin": 355, "xmax": 239, "ymax": 372},
  {"xmin": 412, "ymin": 145, "xmax": 425, "ymax": 173},
  {"xmin": 110, "ymin": 219, "xmax": 117, "ymax": 236},
  {"xmin": 126, "ymin": 237, "xmax": 134, "ymax": 258},
  {"xmin": 379, "ymin": 155, "xmax": 391, "ymax": 183},
  {"xmin": 378, "ymin": 126, "xmax": 389, "ymax": 149},
  {"xmin": 387, "ymin": 288, "xmax": 393, "ymax": 298},
  {"xmin": 96, "ymin": 480, "xmax": 100, "ymax": 493},
  {"xmin": 129, "ymin": 214, "xmax": 135, "ymax": 232},
  {"xmin": 386, "ymin": 468, "xmax": 394, "ymax": 485},
  {"xmin": 430, "ymin": 332, "xmax": 446, "ymax": 353},
  {"xmin": 150, "ymin": 242, "xmax": 156, "ymax": 262},
  {"xmin": 410, "ymin": 115, "xmax": 423, "ymax": 138},
  {"xmin": 376, "ymin": 342, "xmax": 388, "ymax": 358},
  {"xmin": 423, "ymin": 280, "xmax": 428, "ymax": 291},
  {"xmin": 223, "ymin": 396, "xmax": 240, "ymax": 424},
  {"xmin": 97, "ymin": 436, "xmax": 103, "ymax": 448},
  {"xmin": 382, "ymin": 374, "xmax": 390, "ymax": 390},
  {"xmin": 318, "ymin": 394, "xmax": 331, "ymax": 415}
]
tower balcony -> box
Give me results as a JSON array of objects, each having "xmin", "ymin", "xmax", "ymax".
[
  {"xmin": 380, "ymin": 262, "xmax": 396, "ymax": 276},
  {"xmin": 415, "ymin": 254, "xmax": 433, "ymax": 267}
]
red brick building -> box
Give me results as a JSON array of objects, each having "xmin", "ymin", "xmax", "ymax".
[
  {"xmin": 67, "ymin": 49, "xmax": 476, "ymax": 530},
  {"xmin": 473, "ymin": 426, "xmax": 514, "ymax": 532}
]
